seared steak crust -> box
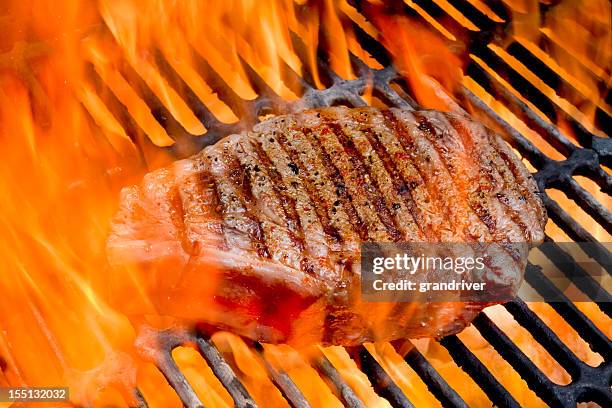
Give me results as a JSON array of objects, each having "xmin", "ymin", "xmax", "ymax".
[{"xmin": 108, "ymin": 107, "xmax": 546, "ymax": 345}]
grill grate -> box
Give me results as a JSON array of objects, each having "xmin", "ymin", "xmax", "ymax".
[{"xmin": 76, "ymin": 1, "xmax": 611, "ymax": 407}]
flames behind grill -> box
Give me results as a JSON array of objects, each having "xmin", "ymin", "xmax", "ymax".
[{"xmin": 0, "ymin": 0, "xmax": 610, "ymax": 407}]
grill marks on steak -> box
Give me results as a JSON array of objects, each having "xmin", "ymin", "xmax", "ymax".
[
  {"xmin": 452, "ymin": 117, "xmax": 541, "ymax": 243},
  {"xmin": 322, "ymin": 119, "xmax": 402, "ymax": 242},
  {"xmin": 353, "ymin": 113, "xmax": 426, "ymax": 241},
  {"xmin": 385, "ymin": 110, "xmax": 471, "ymax": 241},
  {"xmin": 173, "ymin": 159, "xmax": 224, "ymax": 254},
  {"xmin": 257, "ymin": 127, "xmax": 335, "ymax": 260},
  {"xmin": 108, "ymin": 107, "xmax": 546, "ymax": 344},
  {"xmin": 205, "ymin": 147, "xmax": 269, "ymax": 258}
]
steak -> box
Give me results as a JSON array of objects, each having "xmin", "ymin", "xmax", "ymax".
[{"xmin": 107, "ymin": 107, "xmax": 546, "ymax": 346}]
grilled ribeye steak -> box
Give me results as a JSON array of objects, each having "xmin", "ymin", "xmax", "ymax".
[{"xmin": 107, "ymin": 107, "xmax": 546, "ymax": 346}]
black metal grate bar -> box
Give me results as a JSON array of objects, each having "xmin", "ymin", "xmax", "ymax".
[
  {"xmin": 358, "ymin": 347, "xmax": 415, "ymax": 408},
  {"xmin": 399, "ymin": 343, "xmax": 469, "ymax": 408},
  {"xmin": 156, "ymin": 353, "xmax": 204, "ymax": 408},
  {"xmin": 472, "ymin": 313, "xmax": 566, "ymax": 405},
  {"xmin": 538, "ymin": 236, "xmax": 612, "ymax": 307},
  {"xmin": 312, "ymin": 352, "xmax": 366, "ymax": 408},
  {"xmin": 466, "ymin": 62, "xmax": 576, "ymax": 158},
  {"xmin": 504, "ymin": 299, "xmax": 585, "ymax": 377},
  {"xmin": 566, "ymin": 179, "xmax": 612, "ymax": 231},
  {"xmin": 524, "ymin": 264, "xmax": 612, "ymax": 360},
  {"xmin": 251, "ymin": 342, "xmax": 312, "ymax": 408},
  {"xmin": 140, "ymin": 328, "xmax": 260, "ymax": 408},
  {"xmin": 133, "ymin": 388, "xmax": 149, "ymax": 408},
  {"xmin": 473, "ymin": 311, "xmax": 612, "ymax": 407},
  {"xmin": 539, "ymin": 193, "xmax": 610, "ymax": 266},
  {"xmin": 195, "ymin": 335, "xmax": 258, "ymax": 408},
  {"xmin": 468, "ymin": 43, "xmax": 611, "ymax": 150},
  {"xmin": 439, "ymin": 335, "xmax": 521, "ymax": 408}
]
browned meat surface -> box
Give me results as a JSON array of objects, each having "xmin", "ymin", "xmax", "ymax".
[{"xmin": 107, "ymin": 107, "xmax": 546, "ymax": 346}]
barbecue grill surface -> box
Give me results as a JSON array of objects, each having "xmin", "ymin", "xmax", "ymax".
[
  {"xmin": 5, "ymin": 0, "xmax": 609, "ymax": 406},
  {"xmin": 117, "ymin": 1, "xmax": 611, "ymax": 407}
]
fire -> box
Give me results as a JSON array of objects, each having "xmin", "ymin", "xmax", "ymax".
[
  {"xmin": 367, "ymin": 7, "xmax": 464, "ymax": 111},
  {"xmin": 0, "ymin": 0, "xmax": 608, "ymax": 407},
  {"xmin": 503, "ymin": 0, "xmax": 611, "ymax": 136},
  {"xmin": 0, "ymin": 26, "xmax": 140, "ymax": 408}
]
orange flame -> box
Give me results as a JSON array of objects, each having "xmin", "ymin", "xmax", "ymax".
[
  {"xmin": 503, "ymin": 0, "xmax": 611, "ymax": 135},
  {"xmin": 0, "ymin": 1, "xmax": 608, "ymax": 407},
  {"xmin": 369, "ymin": 10, "xmax": 464, "ymax": 111},
  {"xmin": 0, "ymin": 13, "xmax": 140, "ymax": 408}
]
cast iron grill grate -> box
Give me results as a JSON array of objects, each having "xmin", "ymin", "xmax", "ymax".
[{"xmin": 77, "ymin": 1, "xmax": 610, "ymax": 407}]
